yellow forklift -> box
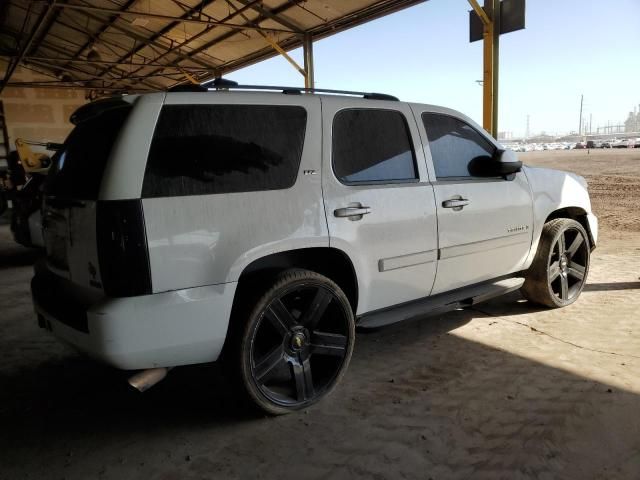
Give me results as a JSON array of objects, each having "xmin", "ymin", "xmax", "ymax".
[{"xmin": 1, "ymin": 138, "xmax": 60, "ymax": 247}]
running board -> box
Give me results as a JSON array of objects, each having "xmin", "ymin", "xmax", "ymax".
[{"xmin": 357, "ymin": 277, "xmax": 525, "ymax": 329}]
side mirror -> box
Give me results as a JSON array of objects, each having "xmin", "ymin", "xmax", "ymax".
[
  {"xmin": 494, "ymin": 149, "xmax": 522, "ymax": 176},
  {"xmin": 467, "ymin": 149, "xmax": 522, "ymax": 178}
]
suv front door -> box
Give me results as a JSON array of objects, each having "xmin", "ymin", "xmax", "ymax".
[
  {"xmin": 416, "ymin": 110, "xmax": 533, "ymax": 294},
  {"xmin": 322, "ymin": 99, "xmax": 438, "ymax": 315}
]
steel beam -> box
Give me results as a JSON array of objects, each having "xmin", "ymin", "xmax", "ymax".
[
  {"xmin": 190, "ymin": 0, "xmax": 423, "ymax": 87},
  {"xmin": 32, "ymin": 40, "xmax": 165, "ymax": 90},
  {"xmin": 115, "ymin": 1, "xmax": 264, "ymax": 83},
  {"xmin": 233, "ymin": 0, "xmax": 304, "ymax": 33},
  {"xmin": 7, "ymin": 68, "xmax": 189, "ymax": 85},
  {"xmin": 93, "ymin": 0, "xmax": 221, "ymax": 79},
  {"xmin": 6, "ymin": 82, "xmax": 151, "ymax": 92},
  {"xmin": 0, "ymin": 1, "xmax": 56, "ymax": 94},
  {"xmin": 227, "ymin": 4, "xmax": 306, "ymax": 83},
  {"xmin": 165, "ymin": 0, "xmax": 301, "ymax": 87},
  {"xmin": 53, "ymin": 3, "xmax": 297, "ymax": 34},
  {"xmin": 20, "ymin": 56, "xmax": 210, "ymax": 70},
  {"xmin": 64, "ymin": 0, "xmax": 137, "ymax": 64}
]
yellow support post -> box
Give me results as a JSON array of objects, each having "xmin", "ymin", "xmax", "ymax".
[
  {"xmin": 491, "ymin": 0, "xmax": 500, "ymax": 138},
  {"xmin": 260, "ymin": 32, "xmax": 307, "ymax": 80},
  {"xmin": 178, "ymin": 68, "xmax": 200, "ymax": 85},
  {"xmin": 468, "ymin": 0, "xmax": 500, "ymax": 138}
]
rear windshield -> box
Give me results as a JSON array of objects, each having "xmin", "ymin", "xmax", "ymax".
[{"xmin": 45, "ymin": 106, "xmax": 132, "ymax": 200}]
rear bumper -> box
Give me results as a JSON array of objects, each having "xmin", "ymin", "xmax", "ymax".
[{"xmin": 32, "ymin": 267, "xmax": 237, "ymax": 370}]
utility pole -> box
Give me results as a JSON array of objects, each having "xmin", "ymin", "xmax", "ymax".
[{"xmin": 578, "ymin": 94, "xmax": 583, "ymax": 136}]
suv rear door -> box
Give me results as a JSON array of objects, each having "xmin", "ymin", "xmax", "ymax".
[
  {"xmin": 321, "ymin": 98, "xmax": 438, "ymax": 315},
  {"xmin": 42, "ymin": 100, "xmax": 133, "ymax": 290},
  {"xmin": 415, "ymin": 109, "xmax": 533, "ymax": 294}
]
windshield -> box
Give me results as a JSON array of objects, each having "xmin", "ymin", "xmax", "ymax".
[{"xmin": 45, "ymin": 106, "xmax": 132, "ymax": 200}]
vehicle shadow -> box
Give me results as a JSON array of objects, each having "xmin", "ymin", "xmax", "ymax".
[
  {"xmin": 2, "ymin": 297, "xmax": 639, "ymax": 479},
  {"xmin": 0, "ymin": 225, "xmax": 43, "ymax": 269},
  {"xmin": 0, "ymin": 311, "xmax": 475, "ymax": 447},
  {"xmin": 0, "ymin": 246, "xmax": 42, "ymax": 269},
  {"xmin": 583, "ymin": 281, "xmax": 640, "ymax": 292}
]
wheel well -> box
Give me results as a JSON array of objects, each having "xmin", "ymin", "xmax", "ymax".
[
  {"xmin": 545, "ymin": 207, "xmax": 594, "ymax": 248},
  {"xmin": 233, "ymin": 248, "xmax": 359, "ymax": 313}
]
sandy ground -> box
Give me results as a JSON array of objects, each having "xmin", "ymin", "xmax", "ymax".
[{"xmin": 0, "ymin": 149, "xmax": 639, "ymax": 480}]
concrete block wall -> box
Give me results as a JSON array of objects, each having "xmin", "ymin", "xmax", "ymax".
[{"xmin": 0, "ymin": 61, "xmax": 87, "ymax": 163}]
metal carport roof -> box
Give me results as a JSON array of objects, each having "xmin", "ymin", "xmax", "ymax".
[{"xmin": 0, "ymin": 0, "xmax": 426, "ymax": 95}]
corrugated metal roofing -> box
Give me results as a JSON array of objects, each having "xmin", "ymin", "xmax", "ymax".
[{"xmin": 0, "ymin": 0, "xmax": 425, "ymax": 94}]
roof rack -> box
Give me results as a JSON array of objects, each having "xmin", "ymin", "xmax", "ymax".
[{"xmin": 169, "ymin": 78, "xmax": 398, "ymax": 101}]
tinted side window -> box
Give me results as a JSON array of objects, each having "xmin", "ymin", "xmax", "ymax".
[
  {"xmin": 142, "ymin": 105, "xmax": 307, "ymax": 197},
  {"xmin": 422, "ymin": 113, "xmax": 496, "ymax": 178},
  {"xmin": 333, "ymin": 109, "xmax": 417, "ymax": 184},
  {"xmin": 45, "ymin": 106, "xmax": 132, "ymax": 200}
]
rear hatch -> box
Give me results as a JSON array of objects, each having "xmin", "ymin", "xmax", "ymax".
[{"xmin": 42, "ymin": 100, "xmax": 133, "ymax": 293}]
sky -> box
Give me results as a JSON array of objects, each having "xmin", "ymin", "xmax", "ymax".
[{"xmin": 230, "ymin": 0, "xmax": 640, "ymax": 138}]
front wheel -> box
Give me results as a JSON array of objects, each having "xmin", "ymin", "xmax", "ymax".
[
  {"xmin": 521, "ymin": 218, "xmax": 591, "ymax": 308},
  {"xmin": 235, "ymin": 269, "xmax": 355, "ymax": 415}
]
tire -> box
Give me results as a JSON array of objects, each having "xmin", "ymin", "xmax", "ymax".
[
  {"xmin": 230, "ymin": 269, "xmax": 355, "ymax": 415},
  {"xmin": 521, "ymin": 218, "xmax": 590, "ymax": 308}
]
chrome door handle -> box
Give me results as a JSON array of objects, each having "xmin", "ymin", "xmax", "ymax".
[
  {"xmin": 334, "ymin": 206, "xmax": 371, "ymax": 218},
  {"xmin": 442, "ymin": 199, "xmax": 470, "ymax": 209}
]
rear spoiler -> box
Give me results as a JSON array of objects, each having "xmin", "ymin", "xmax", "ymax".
[{"xmin": 69, "ymin": 97, "xmax": 132, "ymax": 125}]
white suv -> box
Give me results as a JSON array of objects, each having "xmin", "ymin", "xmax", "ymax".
[{"xmin": 32, "ymin": 84, "xmax": 597, "ymax": 414}]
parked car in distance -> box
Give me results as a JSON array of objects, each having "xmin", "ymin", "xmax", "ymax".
[
  {"xmin": 31, "ymin": 84, "xmax": 598, "ymax": 414},
  {"xmin": 612, "ymin": 139, "xmax": 630, "ymax": 148}
]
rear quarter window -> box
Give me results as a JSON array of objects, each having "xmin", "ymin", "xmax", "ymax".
[{"xmin": 142, "ymin": 105, "xmax": 307, "ymax": 198}]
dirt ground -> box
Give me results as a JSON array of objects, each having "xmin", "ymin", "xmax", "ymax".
[{"xmin": 1, "ymin": 149, "xmax": 639, "ymax": 480}]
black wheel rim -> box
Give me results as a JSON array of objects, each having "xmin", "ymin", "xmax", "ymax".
[
  {"xmin": 249, "ymin": 284, "xmax": 350, "ymax": 407},
  {"xmin": 548, "ymin": 226, "xmax": 588, "ymax": 303}
]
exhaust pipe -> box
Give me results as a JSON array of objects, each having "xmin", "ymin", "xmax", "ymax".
[{"xmin": 128, "ymin": 367, "xmax": 171, "ymax": 392}]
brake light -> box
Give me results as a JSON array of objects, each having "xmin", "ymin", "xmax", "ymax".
[{"xmin": 96, "ymin": 200, "xmax": 152, "ymax": 296}]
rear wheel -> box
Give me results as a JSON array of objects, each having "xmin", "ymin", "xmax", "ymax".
[
  {"xmin": 521, "ymin": 218, "xmax": 590, "ymax": 308},
  {"xmin": 235, "ymin": 269, "xmax": 355, "ymax": 415}
]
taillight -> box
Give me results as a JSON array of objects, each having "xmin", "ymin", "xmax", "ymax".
[{"xmin": 96, "ymin": 200, "xmax": 152, "ymax": 297}]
